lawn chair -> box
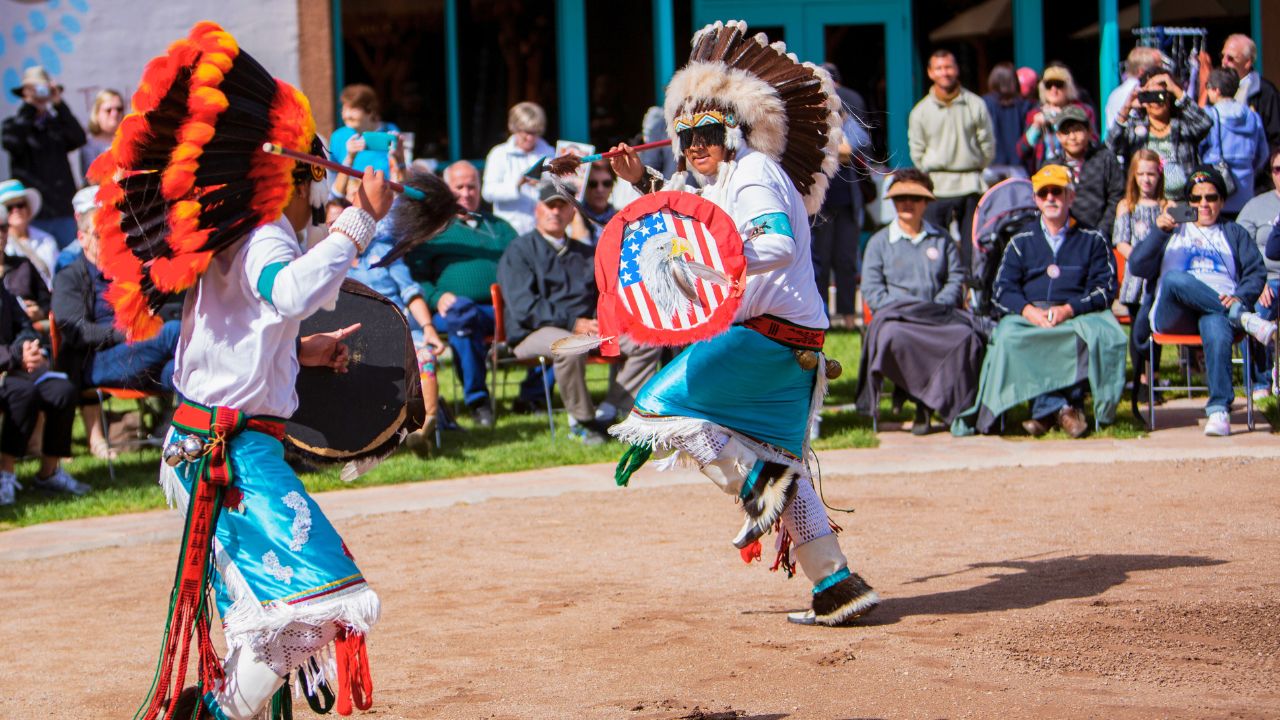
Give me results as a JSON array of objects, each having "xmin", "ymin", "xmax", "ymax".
[
  {"xmin": 488, "ymin": 284, "xmax": 557, "ymax": 437},
  {"xmin": 1143, "ymin": 330, "xmax": 1253, "ymax": 431}
]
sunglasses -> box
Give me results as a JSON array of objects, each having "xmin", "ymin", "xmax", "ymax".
[
  {"xmin": 6, "ymin": 201, "xmax": 28, "ymax": 211},
  {"xmin": 1036, "ymin": 187, "xmax": 1065, "ymax": 198},
  {"xmin": 1270, "ymin": 166, "xmax": 1280, "ymax": 174},
  {"xmin": 1043, "ymin": 80, "xmax": 1066, "ymax": 90},
  {"xmin": 101, "ymin": 106, "xmax": 124, "ymax": 114},
  {"xmin": 1189, "ymin": 193, "xmax": 1220, "ymax": 203},
  {"xmin": 588, "ymin": 179, "xmax": 614, "ymax": 189}
]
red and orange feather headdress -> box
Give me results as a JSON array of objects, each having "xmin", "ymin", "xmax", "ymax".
[{"xmin": 90, "ymin": 21, "xmax": 317, "ymax": 340}]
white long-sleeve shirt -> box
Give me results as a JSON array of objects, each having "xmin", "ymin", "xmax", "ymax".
[
  {"xmin": 685, "ymin": 148, "xmax": 829, "ymax": 329},
  {"xmin": 173, "ymin": 216, "xmax": 357, "ymax": 418},
  {"xmin": 481, "ymin": 135, "xmax": 554, "ymax": 236}
]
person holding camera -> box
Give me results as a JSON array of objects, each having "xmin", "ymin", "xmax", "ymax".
[
  {"xmin": 1, "ymin": 66, "xmax": 86, "ymax": 250},
  {"xmin": 1128, "ymin": 166, "xmax": 1275, "ymax": 436},
  {"xmin": 1108, "ymin": 68, "xmax": 1212, "ymax": 202}
]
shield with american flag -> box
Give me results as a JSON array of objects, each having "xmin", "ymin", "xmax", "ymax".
[{"xmin": 595, "ymin": 191, "xmax": 745, "ymax": 355}]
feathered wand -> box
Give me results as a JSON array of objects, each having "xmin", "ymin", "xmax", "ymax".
[
  {"xmin": 526, "ymin": 139, "xmax": 674, "ymax": 177},
  {"xmin": 262, "ymin": 142, "xmax": 461, "ymax": 267}
]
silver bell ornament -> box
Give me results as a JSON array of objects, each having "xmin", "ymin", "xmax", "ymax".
[
  {"xmin": 163, "ymin": 442, "xmax": 186, "ymax": 467},
  {"xmin": 180, "ymin": 435, "xmax": 207, "ymax": 462}
]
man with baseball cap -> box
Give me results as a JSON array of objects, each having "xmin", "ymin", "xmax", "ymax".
[
  {"xmin": 1, "ymin": 66, "xmax": 86, "ymax": 249},
  {"xmin": 1049, "ymin": 105, "xmax": 1124, "ymax": 238},
  {"xmin": 971, "ymin": 164, "xmax": 1125, "ymax": 438},
  {"xmin": 496, "ymin": 180, "xmax": 661, "ymax": 444}
]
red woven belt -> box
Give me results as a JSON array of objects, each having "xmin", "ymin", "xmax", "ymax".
[{"xmin": 743, "ymin": 315, "xmax": 825, "ymax": 351}]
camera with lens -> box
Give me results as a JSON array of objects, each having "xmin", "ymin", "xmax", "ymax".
[{"xmin": 1137, "ymin": 90, "xmax": 1170, "ymax": 105}]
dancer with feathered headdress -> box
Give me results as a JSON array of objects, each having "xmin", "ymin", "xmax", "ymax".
[
  {"xmin": 90, "ymin": 22, "xmax": 455, "ymax": 719},
  {"xmin": 605, "ymin": 20, "xmax": 879, "ymax": 626}
]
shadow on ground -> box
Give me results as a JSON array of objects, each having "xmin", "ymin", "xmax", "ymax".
[{"xmin": 861, "ymin": 553, "xmax": 1226, "ymax": 626}]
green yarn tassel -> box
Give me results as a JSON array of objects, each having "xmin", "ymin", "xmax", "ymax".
[
  {"xmin": 615, "ymin": 443, "xmax": 652, "ymax": 487},
  {"xmin": 269, "ymin": 681, "xmax": 292, "ymax": 720}
]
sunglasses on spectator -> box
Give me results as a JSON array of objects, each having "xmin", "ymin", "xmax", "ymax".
[
  {"xmin": 1189, "ymin": 193, "xmax": 1220, "ymax": 203},
  {"xmin": 1270, "ymin": 165, "xmax": 1280, "ymax": 175},
  {"xmin": 588, "ymin": 179, "xmax": 614, "ymax": 189},
  {"xmin": 1035, "ymin": 187, "xmax": 1065, "ymax": 198},
  {"xmin": 1043, "ymin": 80, "xmax": 1066, "ymax": 90},
  {"xmin": 5, "ymin": 201, "xmax": 28, "ymax": 211},
  {"xmin": 101, "ymin": 105, "xmax": 124, "ymax": 114}
]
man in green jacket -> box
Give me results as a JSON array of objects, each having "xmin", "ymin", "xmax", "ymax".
[
  {"xmin": 405, "ymin": 161, "xmax": 516, "ymax": 427},
  {"xmin": 908, "ymin": 50, "xmax": 996, "ymax": 278}
]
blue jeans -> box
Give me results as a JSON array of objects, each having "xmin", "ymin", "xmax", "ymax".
[
  {"xmin": 90, "ymin": 320, "xmax": 180, "ymax": 391},
  {"xmin": 1031, "ymin": 380, "xmax": 1087, "ymax": 421},
  {"xmin": 432, "ymin": 304, "xmax": 495, "ymax": 407},
  {"xmin": 1152, "ymin": 271, "xmax": 1242, "ymax": 416}
]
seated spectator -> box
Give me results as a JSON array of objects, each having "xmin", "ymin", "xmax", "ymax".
[
  {"xmin": 855, "ymin": 170, "xmax": 985, "ymax": 434},
  {"xmin": 1112, "ymin": 149, "xmax": 1170, "ymax": 397},
  {"xmin": 576, "ymin": 161, "xmax": 619, "ymax": 245},
  {"xmin": 1109, "ymin": 69, "xmax": 1212, "ymax": 201},
  {"xmin": 1199, "ymin": 68, "xmax": 1269, "ymax": 218},
  {"xmin": 959, "ymin": 165, "xmax": 1125, "ymax": 438},
  {"xmin": 496, "ymin": 181, "xmax": 662, "ymax": 444},
  {"xmin": 1132, "ymin": 166, "xmax": 1276, "ymax": 436},
  {"xmin": 0, "ymin": 281, "xmax": 85, "ymax": 505},
  {"xmin": 1237, "ymin": 148, "xmax": 1280, "ymax": 394},
  {"xmin": 405, "ymin": 160, "xmax": 516, "ymax": 426},
  {"xmin": 343, "ymin": 179, "xmax": 448, "ymax": 437},
  {"xmin": 1049, "ymin": 105, "xmax": 1124, "ymax": 237},
  {"xmin": 0, "ymin": 179, "xmax": 57, "ymax": 288},
  {"xmin": 483, "ymin": 102, "xmax": 554, "ymax": 236},
  {"xmin": 1019, "ymin": 65, "xmax": 1096, "ymax": 169},
  {"xmin": 51, "ymin": 206, "xmax": 180, "ymax": 395}
]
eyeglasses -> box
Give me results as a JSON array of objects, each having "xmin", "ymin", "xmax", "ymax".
[
  {"xmin": 1043, "ymin": 80, "xmax": 1066, "ymax": 90},
  {"xmin": 1189, "ymin": 193, "xmax": 1220, "ymax": 203},
  {"xmin": 6, "ymin": 201, "xmax": 28, "ymax": 212},
  {"xmin": 1035, "ymin": 187, "xmax": 1065, "ymax": 198},
  {"xmin": 588, "ymin": 179, "xmax": 614, "ymax": 189}
]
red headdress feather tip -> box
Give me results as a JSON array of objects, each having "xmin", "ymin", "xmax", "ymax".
[{"xmin": 86, "ymin": 150, "xmax": 118, "ymax": 184}]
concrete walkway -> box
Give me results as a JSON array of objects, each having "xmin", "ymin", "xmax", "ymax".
[{"xmin": 1, "ymin": 398, "xmax": 1274, "ymax": 562}]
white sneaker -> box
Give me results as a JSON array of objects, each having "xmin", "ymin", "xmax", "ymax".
[
  {"xmin": 1239, "ymin": 312, "xmax": 1277, "ymax": 346},
  {"xmin": 593, "ymin": 401, "xmax": 617, "ymax": 424},
  {"xmin": 33, "ymin": 467, "xmax": 91, "ymax": 496},
  {"xmin": 1203, "ymin": 411, "xmax": 1231, "ymax": 437},
  {"xmin": 0, "ymin": 471, "xmax": 20, "ymax": 505}
]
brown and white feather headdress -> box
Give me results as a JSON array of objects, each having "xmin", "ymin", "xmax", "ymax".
[{"xmin": 664, "ymin": 20, "xmax": 841, "ymax": 215}]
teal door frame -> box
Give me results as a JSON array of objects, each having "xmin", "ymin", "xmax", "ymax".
[{"xmin": 692, "ymin": 0, "xmax": 916, "ymax": 164}]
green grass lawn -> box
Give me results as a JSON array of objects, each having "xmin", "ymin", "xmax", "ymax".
[{"xmin": 0, "ymin": 325, "xmax": 1265, "ymax": 530}]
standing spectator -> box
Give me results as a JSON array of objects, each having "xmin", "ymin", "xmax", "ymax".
[
  {"xmin": 983, "ymin": 62, "xmax": 1036, "ymax": 182},
  {"xmin": 1049, "ymin": 106, "xmax": 1124, "ymax": 236},
  {"xmin": 814, "ymin": 66, "xmax": 870, "ymax": 327},
  {"xmin": 1127, "ymin": 166, "xmax": 1275, "ymax": 436},
  {"xmin": 483, "ymin": 102, "xmax": 555, "ymax": 236},
  {"xmin": 1199, "ymin": 68, "xmax": 1269, "ymax": 218},
  {"xmin": 405, "ymin": 160, "xmax": 517, "ymax": 426},
  {"xmin": 1109, "ymin": 69, "xmax": 1212, "ymax": 202},
  {"xmin": 1017, "ymin": 67, "xmax": 1039, "ymax": 102},
  {"xmin": 1220, "ymin": 34, "xmax": 1280, "ymax": 168},
  {"xmin": 909, "ymin": 50, "xmax": 996, "ymax": 278},
  {"xmin": 78, "ymin": 89, "xmax": 124, "ymax": 184},
  {"xmin": 1113, "ymin": 149, "xmax": 1170, "ymax": 395},
  {"xmin": 1019, "ymin": 65, "xmax": 1096, "ymax": 169},
  {"xmin": 1235, "ymin": 147, "xmax": 1280, "ymax": 395},
  {"xmin": 496, "ymin": 182, "xmax": 662, "ymax": 444},
  {"xmin": 1, "ymin": 66, "xmax": 86, "ymax": 248},
  {"xmin": 0, "ymin": 179, "xmax": 58, "ymax": 288},
  {"xmin": 1104, "ymin": 47, "xmax": 1166, "ymax": 132},
  {"xmin": 0, "ymin": 280, "xmax": 85, "ymax": 505},
  {"xmin": 328, "ymin": 84, "xmax": 400, "ymax": 182}
]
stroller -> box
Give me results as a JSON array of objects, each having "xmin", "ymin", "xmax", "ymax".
[{"xmin": 969, "ymin": 178, "xmax": 1038, "ymax": 317}]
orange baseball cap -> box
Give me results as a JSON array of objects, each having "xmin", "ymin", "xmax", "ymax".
[{"xmin": 1031, "ymin": 164, "xmax": 1072, "ymax": 193}]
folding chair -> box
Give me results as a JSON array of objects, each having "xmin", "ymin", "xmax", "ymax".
[
  {"xmin": 1113, "ymin": 248, "xmax": 1131, "ymax": 326},
  {"xmin": 488, "ymin": 284, "xmax": 556, "ymax": 436},
  {"xmin": 1145, "ymin": 330, "xmax": 1253, "ymax": 431},
  {"xmin": 49, "ymin": 312, "xmax": 171, "ymax": 479}
]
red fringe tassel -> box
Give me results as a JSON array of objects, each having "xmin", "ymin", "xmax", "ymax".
[{"xmin": 334, "ymin": 629, "xmax": 373, "ymax": 716}]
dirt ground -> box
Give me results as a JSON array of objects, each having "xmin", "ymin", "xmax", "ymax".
[{"xmin": 2, "ymin": 456, "xmax": 1278, "ymax": 719}]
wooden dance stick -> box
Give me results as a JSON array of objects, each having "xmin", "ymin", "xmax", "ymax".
[{"xmin": 260, "ymin": 142, "xmax": 426, "ymax": 201}]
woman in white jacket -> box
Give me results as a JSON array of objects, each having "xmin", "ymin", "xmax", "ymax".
[{"xmin": 481, "ymin": 102, "xmax": 554, "ymax": 235}]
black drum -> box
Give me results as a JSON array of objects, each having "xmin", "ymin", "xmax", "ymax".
[{"xmin": 287, "ymin": 279, "xmax": 425, "ymax": 464}]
